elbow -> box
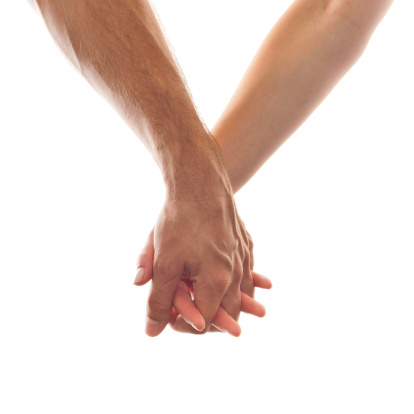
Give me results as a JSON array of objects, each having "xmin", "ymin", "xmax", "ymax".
[
  {"xmin": 321, "ymin": 1, "xmax": 394, "ymax": 66},
  {"xmin": 326, "ymin": 0, "xmax": 394, "ymax": 35}
]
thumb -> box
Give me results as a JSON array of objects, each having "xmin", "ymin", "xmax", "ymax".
[
  {"xmin": 191, "ymin": 275, "xmax": 226, "ymax": 333},
  {"xmin": 134, "ymin": 228, "xmax": 154, "ymax": 286},
  {"xmin": 145, "ymin": 259, "xmax": 182, "ymax": 337}
]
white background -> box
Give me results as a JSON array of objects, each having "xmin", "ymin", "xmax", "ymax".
[{"xmin": 1, "ymin": 1, "xmax": 413, "ymax": 413}]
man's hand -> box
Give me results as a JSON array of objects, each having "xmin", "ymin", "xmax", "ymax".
[
  {"xmin": 135, "ymin": 226, "xmax": 272, "ymax": 336},
  {"xmin": 143, "ymin": 182, "xmax": 255, "ymax": 337},
  {"xmin": 30, "ymin": 0, "xmax": 257, "ymax": 337}
]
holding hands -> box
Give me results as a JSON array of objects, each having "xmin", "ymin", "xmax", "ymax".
[
  {"xmin": 32, "ymin": 0, "xmax": 393, "ymax": 338},
  {"xmin": 134, "ymin": 147, "xmax": 272, "ymax": 337},
  {"xmin": 135, "ymin": 226, "xmax": 272, "ymax": 336}
]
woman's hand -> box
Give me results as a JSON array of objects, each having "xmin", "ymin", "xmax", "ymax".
[{"xmin": 169, "ymin": 272, "xmax": 272, "ymax": 336}]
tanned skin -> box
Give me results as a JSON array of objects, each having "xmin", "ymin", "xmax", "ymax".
[{"xmin": 30, "ymin": 0, "xmax": 393, "ymax": 335}]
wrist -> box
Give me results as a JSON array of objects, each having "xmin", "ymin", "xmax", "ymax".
[{"xmin": 162, "ymin": 133, "xmax": 233, "ymax": 202}]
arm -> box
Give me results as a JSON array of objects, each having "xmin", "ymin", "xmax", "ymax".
[
  {"xmin": 136, "ymin": 0, "xmax": 394, "ymax": 334},
  {"xmin": 212, "ymin": 0, "xmax": 394, "ymax": 192},
  {"xmin": 35, "ymin": 0, "xmax": 215, "ymax": 183},
  {"xmin": 33, "ymin": 0, "xmax": 255, "ymax": 336}
]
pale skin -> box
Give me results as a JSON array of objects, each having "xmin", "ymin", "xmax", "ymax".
[
  {"xmin": 29, "ymin": 0, "xmax": 393, "ymax": 336},
  {"xmin": 134, "ymin": 0, "xmax": 394, "ymax": 335}
]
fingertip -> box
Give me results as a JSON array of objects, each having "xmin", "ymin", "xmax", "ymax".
[
  {"xmin": 192, "ymin": 323, "xmax": 204, "ymax": 332},
  {"xmin": 174, "ymin": 281, "xmax": 206, "ymax": 331},
  {"xmin": 194, "ymin": 313, "xmax": 206, "ymax": 331},
  {"xmin": 194, "ymin": 320, "xmax": 206, "ymax": 332},
  {"xmin": 172, "ymin": 315, "xmax": 204, "ymax": 334},
  {"xmin": 252, "ymin": 272, "xmax": 273, "ymax": 289},
  {"xmin": 183, "ymin": 318, "xmax": 205, "ymax": 332},
  {"xmin": 212, "ymin": 320, "xmax": 241, "ymax": 338},
  {"xmin": 229, "ymin": 324, "xmax": 242, "ymax": 337},
  {"xmin": 133, "ymin": 267, "xmax": 145, "ymax": 286},
  {"xmin": 261, "ymin": 278, "xmax": 273, "ymax": 290},
  {"xmin": 256, "ymin": 302, "xmax": 266, "ymax": 317},
  {"xmin": 145, "ymin": 317, "xmax": 166, "ymax": 337}
]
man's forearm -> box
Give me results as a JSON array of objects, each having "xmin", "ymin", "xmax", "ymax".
[
  {"xmin": 35, "ymin": 0, "xmax": 228, "ymax": 199},
  {"xmin": 212, "ymin": 0, "xmax": 393, "ymax": 193},
  {"xmin": 34, "ymin": 0, "xmax": 257, "ymax": 335}
]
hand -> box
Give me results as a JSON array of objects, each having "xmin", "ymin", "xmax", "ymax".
[
  {"xmin": 135, "ymin": 223, "xmax": 272, "ymax": 336},
  {"xmin": 169, "ymin": 273, "xmax": 272, "ymax": 336},
  {"xmin": 135, "ymin": 180, "xmax": 259, "ymax": 337}
]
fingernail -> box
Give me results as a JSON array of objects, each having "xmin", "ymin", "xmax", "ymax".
[
  {"xmin": 191, "ymin": 323, "xmax": 203, "ymax": 332},
  {"xmin": 134, "ymin": 267, "xmax": 145, "ymax": 285},
  {"xmin": 183, "ymin": 317, "xmax": 203, "ymax": 332},
  {"xmin": 145, "ymin": 317, "xmax": 163, "ymax": 337}
]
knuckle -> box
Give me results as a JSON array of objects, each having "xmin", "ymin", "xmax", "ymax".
[
  {"xmin": 220, "ymin": 254, "xmax": 234, "ymax": 273},
  {"xmin": 213, "ymin": 249, "xmax": 234, "ymax": 273},
  {"xmin": 243, "ymin": 246, "xmax": 250, "ymax": 261},
  {"xmin": 234, "ymin": 265, "xmax": 243, "ymax": 285},
  {"xmin": 247, "ymin": 234, "xmax": 254, "ymax": 251},
  {"xmin": 249, "ymin": 255, "xmax": 255, "ymax": 270},
  {"xmin": 216, "ymin": 275, "xmax": 230, "ymax": 293},
  {"xmin": 206, "ymin": 272, "xmax": 230, "ymax": 297},
  {"xmin": 243, "ymin": 242, "xmax": 254, "ymax": 270},
  {"xmin": 154, "ymin": 258, "xmax": 180, "ymax": 278}
]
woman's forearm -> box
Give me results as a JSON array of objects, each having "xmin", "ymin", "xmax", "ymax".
[{"xmin": 212, "ymin": 0, "xmax": 394, "ymax": 193}]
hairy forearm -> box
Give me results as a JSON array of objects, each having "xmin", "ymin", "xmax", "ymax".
[
  {"xmin": 34, "ymin": 0, "xmax": 228, "ymax": 199},
  {"xmin": 212, "ymin": 0, "xmax": 393, "ymax": 192}
]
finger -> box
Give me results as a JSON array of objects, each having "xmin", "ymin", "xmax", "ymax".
[
  {"xmin": 172, "ymin": 308, "xmax": 241, "ymax": 337},
  {"xmin": 193, "ymin": 275, "xmax": 228, "ymax": 331},
  {"xmin": 145, "ymin": 261, "xmax": 182, "ymax": 337},
  {"xmin": 170, "ymin": 274, "xmax": 269, "ymax": 333},
  {"xmin": 248, "ymin": 235, "xmax": 255, "ymax": 271},
  {"xmin": 170, "ymin": 314, "xmax": 222, "ymax": 333},
  {"xmin": 207, "ymin": 326, "xmax": 222, "ymax": 333},
  {"xmin": 218, "ymin": 261, "xmax": 242, "ymax": 322},
  {"xmin": 171, "ymin": 292, "xmax": 266, "ymax": 333},
  {"xmin": 211, "ymin": 306, "xmax": 242, "ymax": 337},
  {"xmin": 252, "ymin": 271, "xmax": 273, "ymax": 289},
  {"xmin": 173, "ymin": 281, "xmax": 205, "ymax": 332},
  {"xmin": 240, "ymin": 258, "xmax": 255, "ymax": 298},
  {"xmin": 169, "ymin": 306, "xmax": 179, "ymax": 327},
  {"xmin": 219, "ymin": 287, "xmax": 241, "ymax": 323},
  {"xmin": 170, "ymin": 314, "xmax": 202, "ymax": 334},
  {"xmin": 241, "ymin": 292, "xmax": 266, "ymax": 317},
  {"xmin": 134, "ymin": 228, "xmax": 154, "ymax": 286}
]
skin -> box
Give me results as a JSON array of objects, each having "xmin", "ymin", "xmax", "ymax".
[
  {"xmin": 29, "ymin": 0, "xmax": 394, "ymax": 336},
  {"xmin": 31, "ymin": 0, "xmax": 258, "ymax": 337},
  {"xmin": 137, "ymin": 229, "xmax": 272, "ymax": 336},
  {"xmin": 135, "ymin": 0, "xmax": 394, "ymax": 335},
  {"xmin": 213, "ymin": 0, "xmax": 395, "ymax": 192}
]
